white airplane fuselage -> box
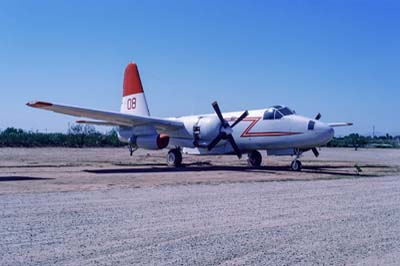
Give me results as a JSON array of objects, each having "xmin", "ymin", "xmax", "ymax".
[{"xmin": 118, "ymin": 108, "xmax": 334, "ymax": 156}]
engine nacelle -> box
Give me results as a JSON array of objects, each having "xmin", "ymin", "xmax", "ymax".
[
  {"xmin": 196, "ymin": 116, "xmax": 221, "ymax": 140},
  {"xmin": 132, "ymin": 134, "xmax": 170, "ymax": 150}
]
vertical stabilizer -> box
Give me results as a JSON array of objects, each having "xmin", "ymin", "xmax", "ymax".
[{"xmin": 120, "ymin": 63, "xmax": 150, "ymax": 116}]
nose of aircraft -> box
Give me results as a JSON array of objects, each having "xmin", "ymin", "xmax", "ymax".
[{"xmin": 315, "ymin": 121, "xmax": 334, "ymax": 144}]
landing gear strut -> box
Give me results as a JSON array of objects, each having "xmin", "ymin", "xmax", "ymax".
[
  {"xmin": 291, "ymin": 149, "xmax": 302, "ymax": 171},
  {"xmin": 128, "ymin": 144, "xmax": 137, "ymax": 156},
  {"xmin": 167, "ymin": 149, "xmax": 182, "ymax": 167},
  {"xmin": 247, "ymin": 150, "xmax": 262, "ymax": 167},
  {"xmin": 128, "ymin": 137, "xmax": 137, "ymax": 156}
]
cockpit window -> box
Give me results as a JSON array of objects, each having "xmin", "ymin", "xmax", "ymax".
[
  {"xmin": 263, "ymin": 110, "xmax": 275, "ymax": 120},
  {"xmin": 274, "ymin": 110, "xmax": 283, "ymax": 119},
  {"xmin": 278, "ymin": 107, "xmax": 294, "ymax": 116},
  {"xmin": 263, "ymin": 106, "xmax": 294, "ymax": 120}
]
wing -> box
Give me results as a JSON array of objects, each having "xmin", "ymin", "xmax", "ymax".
[
  {"xmin": 328, "ymin": 122, "xmax": 353, "ymax": 127},
  {"xmin": 26, "ymin": 101, "xmax": 184, "ymax": 132}
]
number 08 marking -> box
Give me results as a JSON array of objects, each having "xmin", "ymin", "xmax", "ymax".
[{"xmin": 127, "ymin": 97, "xmax": 136, "ymax": 110}]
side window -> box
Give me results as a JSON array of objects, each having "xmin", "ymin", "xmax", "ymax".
[
  {"xmin": 274, "ymin": 111, "xmax": 283, "ymax": 119},
  {"xmin": 263, "ymin": 110, "xmax": 274, "ymax": 120}
]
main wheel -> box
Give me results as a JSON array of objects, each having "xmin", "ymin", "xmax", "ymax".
[
  {"xmin": 247, "ymin": 150, "xmax": 262, "ymax": 167},
  {"xmin": 291, "ymin": 160, "xmax": 302, "ymax": 171},
  {"xmin": 167, "ymin": 149, "xmax": 182, "ymax": 167}
]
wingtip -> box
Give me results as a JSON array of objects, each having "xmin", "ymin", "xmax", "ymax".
[{"xmin": 26, "ymin": 101, "xmax": 53, "ymax": 108}]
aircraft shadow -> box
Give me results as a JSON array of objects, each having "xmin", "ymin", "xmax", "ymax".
[
  {"xmin": 84, "ymin": 163, "xmax": 367, "ymax": 177},
  {"xmin": 85, "ymin": 165, "xmax": 275, "ymax": 174},
  {"xmin": 111, "ymin": 162, "xmax": 213, "ymax": 167},
  {"xmin": 0, "ymin": 176, "xmax": 54, "ymax": 182}
]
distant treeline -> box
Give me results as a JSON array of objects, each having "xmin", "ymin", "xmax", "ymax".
[
  {"xmin": 0, "ymin": 127, "xmax": 399, "ymax": 148},
  {"xmin": 327, "ymin": 133, "xmax": 400, "ymax": 149},
  {"xmin": 0, "ymin": 125, "xmax": 124, "ymax": 148}
]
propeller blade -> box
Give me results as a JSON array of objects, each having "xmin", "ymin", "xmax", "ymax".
[
  {"xmin": 312, "ymin": 147, "xmax": 320, "ymax": 157},
  {"xmin": 231, "ymin": 110, "xmax": 249, "ymax": 128},
  {"xmin": 212, "ymin": 101, "xmax": 225, "ymax": 125},
  {"xmin": 315, "ymin": 113, "xmax": 321, "ymax": 120},
  {"xmin": 207, "ymin": 134, "xmax": 223, "ymax": 151},
  {"xmin": 208, "ymin": 101, "xmax": 243, "ymax": 159},
  {"xmin": 226, "ymin": 135, "xmax": 242, "ymax": 159}
]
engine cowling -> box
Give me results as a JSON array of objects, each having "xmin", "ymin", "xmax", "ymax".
[
  {"xmin": 133, "ymin": 134, "xmax": 170, "ymax": 150},
  {"xmin": 196, "ymin": 116, "xmax": 221, "ymax": 140}
]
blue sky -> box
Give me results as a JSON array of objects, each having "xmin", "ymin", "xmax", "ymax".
[{"xmin": 1, "ymin": 0, "xmax": 399, "ymax": 135}]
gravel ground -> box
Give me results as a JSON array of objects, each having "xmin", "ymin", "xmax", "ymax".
[
  {"xmin": 1, "ymin": 175, "xmax": 400, "ymax": 265},
  {"xmin": 1, "ymin": 148, "xmax": 400, "ymax": 265}
]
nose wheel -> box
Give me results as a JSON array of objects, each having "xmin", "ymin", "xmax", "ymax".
[
  {"xmin": 291, "ymin": 160, "xmax": 302, "ymax": 171},
  {"xmin": 167, "ymin": 149, "xmax": 182, "ymax": 167},
  {"xmin": 291, "ymin": 149, "xmax": 303, "ymax": 171}
]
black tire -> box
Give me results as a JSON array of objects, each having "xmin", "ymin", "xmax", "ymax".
[
  {"xmin": 247, "ymin": 150, "xmax": 262, "ymax": 167},
  {"xmin": 291, "ymin": 160, "xmax": 302, "ymax": 171},
  {"xmin": 167, "ymin": 149, "xmax": 182, "ymax": 167}
]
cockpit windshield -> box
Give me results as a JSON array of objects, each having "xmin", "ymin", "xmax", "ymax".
[
  {"xmin": 279, "ymin": 107, "xmax": 295, "ymax": 116},
  {"xmin": 263, "ymin": 106, "xmax": 295, "ymax": 120}
]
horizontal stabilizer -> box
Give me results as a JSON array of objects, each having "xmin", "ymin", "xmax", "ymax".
[
  {"xmin": 76, "ymin": 120, "xmax": 127, "ymax": 127},
  {"xmin": 328, "ymin": 122, "xmax": 353, "ymax": 127}
]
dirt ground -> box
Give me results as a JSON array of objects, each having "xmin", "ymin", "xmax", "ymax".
[
  {"xmin": 0, "ymin": 147, "xmax": 399, "ymax": 194},
  {"xmin": 1, "ymin": 148, "xmax": 400, "ymax": 265}
]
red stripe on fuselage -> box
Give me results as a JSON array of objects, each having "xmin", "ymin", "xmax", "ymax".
[{"xmin": 226, "ymin": 116, "xmax": 302, "ymax": 137}]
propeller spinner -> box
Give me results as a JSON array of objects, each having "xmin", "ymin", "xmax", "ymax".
[{"xmin": 207, "ymin": 101, "xmax": 248, "ymax": 159}]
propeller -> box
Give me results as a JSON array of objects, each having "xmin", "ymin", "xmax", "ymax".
[
  {"xmin": 207, "ymin": 101, "xmax": 248, "ymax": 159},
  {"xmin": 310, "ymin": 112, "xmax": 321, "ymax": 157},
  {"xmin": 311, "ymin": 147, "xmax": 320, "ymax": 157}
]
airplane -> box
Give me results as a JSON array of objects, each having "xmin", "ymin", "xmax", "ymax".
[{"xmin": 27, "ymin": 62, "xmax": 352, "ymax": 171}]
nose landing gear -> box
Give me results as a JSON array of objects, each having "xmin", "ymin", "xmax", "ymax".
[
  {"xmin": 291, "ymin": 149, "xmax": 303, "ymax": 171},
  {"xmin": 291, "ymin": 160, "xmax": 302, "ymax": 171}
]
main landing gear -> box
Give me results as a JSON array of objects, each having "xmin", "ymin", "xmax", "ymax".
[
  {"xmin": 167, "ymin": 148, "xmax": 182, "ymax": 167},
  {"xmin": 165, "ymin": 148, "xmax": 304, "ymax": 170},
  {"xmin": 247, "ymin": 150, "xmax": 262, "ymax": 167},
  {"xmin": 291, "ymin": 149, "xmax": 303, "ymax": 171}
]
